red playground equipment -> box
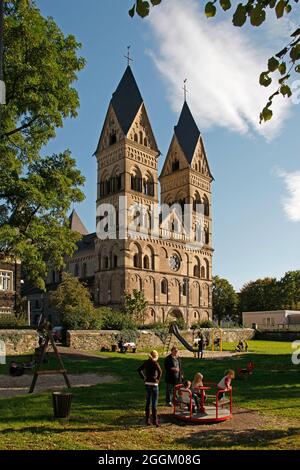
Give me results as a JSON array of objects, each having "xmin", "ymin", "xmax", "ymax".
[
  {"xmin": 173, "ymin": 383, "xmax": 233, "ymax": 424},
  {"xmin": 237, "ymin": 360, "xmax": 254, "ymax": 379}
]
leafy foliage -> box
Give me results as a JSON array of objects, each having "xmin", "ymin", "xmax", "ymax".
[
  {"xmin": 191, "ymin": 319, "xmax": 216, "ymax": 329},
  {"xmin": 212, "ymin": 275, "xmax": 239, "ymax": 325},
  {"xmin": 239, "ymin": 271, "xmax": 300, "ymax": 312},
  {"xmin": 0, "ymin": 0, "xmax": 85, "ymax": 289},
  {"xmin": 98, "ymin": 307, "xmax": 137, "ymax": 330},
  {"xmin": 129, "ymin": 0, "xmax": 300, "ymax": 122},
  {"xmin": 50, "ymin": 273, "xmax": 102, "ymax": 330},
  {"xmin": 124, "ymin": 289, "xmax": 148, "ymax": 325}
]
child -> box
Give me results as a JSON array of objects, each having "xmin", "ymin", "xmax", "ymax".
[
  {"xmin": 192, "ymin": 372, "xmax": 205, "ymax": 410},
  {"xmin": 217, "ymin": 369, "xmax": 235, "ymax": 401},
  {"xmin": 178, "ymin": 380, "xmax": 196, "ymax": 412}
]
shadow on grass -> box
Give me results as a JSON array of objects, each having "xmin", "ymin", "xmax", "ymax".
[{"xmin": 174, "ymin": 427, "xmax": 300, "ymax": 449}]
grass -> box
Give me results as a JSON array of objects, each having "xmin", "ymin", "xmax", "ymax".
[{"xmin": 0, "ymin": 340, "xmax": 299, "ymax": 450}]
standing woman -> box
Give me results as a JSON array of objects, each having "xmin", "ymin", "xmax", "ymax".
[{"xmin": 137, "ymin": 350, "xmax": 162, "ymax": 427}]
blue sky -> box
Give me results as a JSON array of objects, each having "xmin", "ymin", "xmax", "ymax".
[{"xmin": 37, "ymin": 0, "xmax": 300, "ymax": 290}]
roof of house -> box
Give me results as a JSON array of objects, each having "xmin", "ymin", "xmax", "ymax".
[
  {"xmin": 111, "ymin": 65, "xmax": 143, "ymax": 135},
  {"xmin": 75, "ymin": 232, "xmax": 97, "ymax": 252},
  {"xmin": 174, "ymin": 101, "xmax": 201, "ymax": 164},
  {"xmin": 69, "ymin": 210, "xmax": 89, "ymax": 236}
]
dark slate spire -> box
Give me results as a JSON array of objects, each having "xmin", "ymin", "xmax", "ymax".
[
  {"xmin": 111, "ymin": 66, "xmax": 143, "ymax": 135},
  {"xmin": 174, "ymin": 101, "xmax": 200, "ymax": 164}
]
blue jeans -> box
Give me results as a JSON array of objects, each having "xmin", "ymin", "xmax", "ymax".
[{"xmin": 146, "ymin": 385, "xmax": 159, "ymax": 410}]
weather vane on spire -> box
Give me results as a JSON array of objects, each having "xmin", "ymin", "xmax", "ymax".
[
  {"xmin": 183, "ymin": 78, "xmax": 188, "ymax": 102},
  {"xmin": 124, "ymin": 46, "xmax": 133, "ymax": 67}
]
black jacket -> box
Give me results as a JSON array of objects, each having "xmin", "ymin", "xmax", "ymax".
[
  {"xmin": 164, "ymin": 354, "xmax": 183, "ymax": 384},
  {"xmin": 137, "ymin": 359, "xmax": 162, "ymax": 384}
]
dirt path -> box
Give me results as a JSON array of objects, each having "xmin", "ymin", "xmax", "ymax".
[{"xmin": 0, "ymin": 373, "xmax": 118, "ymax": 399}]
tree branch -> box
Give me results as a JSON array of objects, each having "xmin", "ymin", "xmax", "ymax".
[{"xmin": 0, "ymin": 116, "xmax": 39, "ymax": 139}]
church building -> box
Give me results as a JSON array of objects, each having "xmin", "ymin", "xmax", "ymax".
[{"xmin": 93, "ymin": 65, "xmax": 213, "ymax": 326}]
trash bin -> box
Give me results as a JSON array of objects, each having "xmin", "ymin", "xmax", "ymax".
[{"xmin": 52, "ymin": 392, "xmax": 72, "ymax": 419}]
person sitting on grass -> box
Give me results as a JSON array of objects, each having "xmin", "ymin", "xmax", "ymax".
[
  {"xmin": 217, "ymin": 369, "xmax": 235, "ymax": 401},
  {"xmin": 137, "ymin": 350, "xmax": 162, "ymax": 427}
]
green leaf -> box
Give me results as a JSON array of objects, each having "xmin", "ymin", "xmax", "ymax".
[
  {"xmin": 129, "ymin": 5, "xmax": 136, "ymax": 17},
  {"xmin": 205, "ymin": 2, "xmax": 217, "ymax": 18},
  {"xmin": 250, "ymin": 5, "xmax": 266, "ymax": 26},
  {"xmin": 136, "ymin": 0, "xmax": 150, "ymax": 18},
  {"xmin": 232, "ymin": 4, "xmax": 247, "ymax": 27},
  {"xmin": 151, "ymin": 0, "xmax": 162, "ymax": 5},
  {"xmin": 275, "ymin": 0, "xmax": 285, "ymax": 18},
  {"xmin": 278, "ymin": 62, "xmax": 287, "ymax": 75},
  {"xmin": 268, "ymin": 57, "xmax": 279, "ymax": 72},
  {"xmin": 259, "ymin": 72, "xmax": 272, "ymax": 87},
  {"xmin": 290, "ymin": 44, "xmax": 300, "ymax": 61},
  {"xmin": 220, "ymin": 0, "xmax": 231, "ymax": 11},
  {"xmin": 296, "ymin": 65, "xmax": 300, "ymax": 73},
  {"xmin": 260, "ymin": 107, "xmax": 273, "ymax": 123},
  {"xmin": 285, "ymin": 4, "xmax": 292, "ymax": 13},
  {"xmin": 280, "ymin": 84, "xmax": 292, "ymax": 97},
  {"xmin": 269, "ymin": 0, "xmax": 276, "ymax": 7}
]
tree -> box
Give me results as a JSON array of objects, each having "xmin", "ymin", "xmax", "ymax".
[
  {"xmin": 239, "ymin": 277, "xmax": 281, "ymax": 312},
  {"xmin": 0, "ymin": 0, "xmax": 85, "ymax": 289},
  {"xmin": 50, "ymin": 273, "xmax": 102, "ymax": 330},
  {"xmin": 280, "ymin": 270, "xmax": 300, "ymax": 309},
  {"xmin": 212, "ymin": 275, "xmax": 239, "ymax": 325},
  {"xmin": 129, "ymin": 0, "xmax": 300, "ymax": 122},
  {"xmin": 124, "ymin": 289, "xmax": 148, "ymax": 325}
]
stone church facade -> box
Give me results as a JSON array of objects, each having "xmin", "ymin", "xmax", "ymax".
[{"xmin": 93, "ymin": 66, "xmax": 213, "ymax": 326}]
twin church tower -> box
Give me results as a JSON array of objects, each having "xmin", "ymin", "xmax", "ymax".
[{"xmin": 94, "ymin": 65, "xmax": 213, "ymax": 325}]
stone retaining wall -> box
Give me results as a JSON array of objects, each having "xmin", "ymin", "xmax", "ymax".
[
  {"xmin": 0, "ymin": 330, "xmax": 39, "ymax": 355},
  {"xmin": 255, "ymin": 330, "xmax": 300, "ymax": 341},
  {"xmin": 67, "ymin": 328, "xmax": 255, "ymax": 351}
]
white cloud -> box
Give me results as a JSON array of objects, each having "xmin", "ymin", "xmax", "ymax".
[
  {"xmin": 279, "ymin": 171, "xmax": 300, "ymax": 222},
  {"xmin": 147, "ymin": 0, "xmax": 291, "ymax": 139}
]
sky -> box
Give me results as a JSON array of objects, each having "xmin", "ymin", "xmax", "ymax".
[{"xmin": 37, "ymin": 0, "xmax": 300, "ymax": 290}]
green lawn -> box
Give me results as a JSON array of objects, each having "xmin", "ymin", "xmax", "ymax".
[{"xmin": 0, "ymin": 340, "xmax": 299, "ymax": 450}]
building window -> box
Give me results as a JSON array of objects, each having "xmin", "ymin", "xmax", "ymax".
[
  {"xmin": 172, "ymin": 160, "xmax": 180, "ymax": 172},
  {"xmin": 109, "ymin": 130, "xmax": 117, "ymax": 145},
  {"xmin": 82, "ymin": 263, "xmax": 87, "ymax": 278},
  {"xmin": 161, "ymin": 279, "xmax": 167, "ymax": 295},
  {"xmin": 0, "ymin": 271, "xmax": 13, "ymax": 291},
  {"xmin": 143, "ymin": 255, "xmax": 150, "ymax": 269},
  {"xmin": 113, "ymin": 255, "xmax": 118, "ymax": 268},
  {"xmin": 74, "ymin": 264, "xmax": 79, "ymax": 277},
  {"xmin": 182, "ymin": 282, "xmax": 187, "ymax": 296}
]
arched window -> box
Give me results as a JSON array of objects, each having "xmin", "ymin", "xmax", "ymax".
[
  {"xmin": 134, "ymin": 133, "xmax": 138, "ymax": 142},
  {"xmin": 74, "ymin": 264, "xmax": 79, "ymax": 277},
  {"xmin": 201, "ymin": 266, "xmax": 206, "ymax": 278},
  {"xmin": 104, "ymin": 257, "xmax": 109, "ymax": 270},
  {"xmin": 161, "ymin": 279, "xmax": 167, "ymax": 294},
  {"xmin": 144, "ymin": 137, "xmax": 148, "ymax": 147},
  {"xmin": 109, "ymin": 130, "xmax": 117, "ymax": 145},
  {"xmin": 139, "ymin": 131, "xmax": 143, "ymax": 144},
  {"xmin": 203, "ymin": 195, "xmax": 209, "ymax": 217},
  {"xmin": 133, "ymin": 254, "xmax": 139, "ymax": 268},
  {"xmin": 205, "ymin": 228, "xmax": 209, "ymax": 245},
  {"xmin": 194, "ymin": 265, "xmax": 200, "ymax": 277},
  {"xmin": 172, "ymin": 159, "xmax": 180, "ymax": 172},
  {"xmin": 143, "ymin": 255, "xmax": 150, "ymax": 269},
  {"xmin": 193, "ymin": 192, "xmax": 201, "ymax": 212},
  {"xmin": 182, "ymin": 281, "xmax": 187, "ymax": 296},
  {"xmin": 82, "ymin": 263, "xmax": 87, "ymax": 278},
  {"xmin": 113, "ymin": 255, "xmax": 118, "ymax": 268}
]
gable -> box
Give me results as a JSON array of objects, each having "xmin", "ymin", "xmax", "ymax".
[
  {"xmin": 159, "ymin": 135, "xmax": 189, "ymax": 179},
  {"xmin": 190, "ymin": 137, "xmax": 213, "ymax": 180},
  {"xmin": 127, "ymin": 103, "xmax": 159, "ymax": 153},
  {"xmin": 95, "ymin": 104, "xmax": 124, "ymax": 154}
]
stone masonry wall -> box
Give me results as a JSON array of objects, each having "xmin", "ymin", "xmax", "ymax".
[
  {"xmin": 0, "ymin": 330, "xmax": 39, "ymax": 355},
  {"xmin": 67, "ymin": 328, "xmax": 255, "ymax": 351}
]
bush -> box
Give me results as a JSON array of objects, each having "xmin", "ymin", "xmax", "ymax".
[
  {"xmin": 191, "ymin": 320, "xmax": 216, "ymax": 329},
  {"xmin": 62, "ymin": 305, "xmax": 103, "ymax": 330},
  {"xmin": 0, "ymin": 314, "xmax": 28, "ymax": 329},
  {"xmin": 98, "ymin": 308, "xmax": 137, "ymax": 330},
  {"xmin": 115, "ymin": 329, "xmax": 140, "ymax": 343}
]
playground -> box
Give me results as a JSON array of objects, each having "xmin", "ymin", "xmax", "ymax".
[{"xmin": 0, "ymin": 339, "xmax": 299, "ymax": 450}]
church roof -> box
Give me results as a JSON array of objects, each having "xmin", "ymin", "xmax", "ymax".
[
  {"xmin": 174, "ymin": 101, "xmax": 200, "ymax": 164},
  {"xmin": 69, "ymin": 210, "xmax": 89, "ymax": 236},
  {"xmin": 111, "ymin": 65, "xmax": 143, "ymax": 135}
]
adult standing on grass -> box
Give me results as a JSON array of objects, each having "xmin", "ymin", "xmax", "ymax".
[
  {"xmin": 137, "ymin": 350, "xmax": 162, "ymax": 427},
  {"xmin": 164, "ymin": 346, "xmax": 183, "ymax": 407},
  {"xmin": 197, "ymin": 332, "xmax": 204, "ymax": 360}
]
